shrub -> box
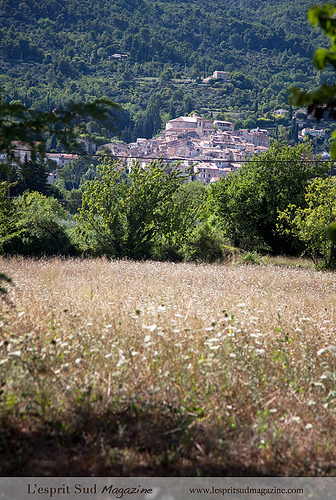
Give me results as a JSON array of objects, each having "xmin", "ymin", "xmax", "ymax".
[
  {"xmin": 1, "ymin": 191, "xmax": 76, "ymax": 256},
  {"xmin": 184, "ymin": 221, "xmax": 229, "ymax": 263}
]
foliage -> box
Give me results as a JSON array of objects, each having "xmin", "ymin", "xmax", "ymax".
[
  {"xmin": 183, "ymin": 218, "xmax": 229, "ymax": 263},
  {"xmin": 76, "ymin": 159, "xmax": 203, "ymax": 259},
  {"xmin": 277, "ymin": 177, "xmax": 336, "ymax": 267},
  {"xmin": 0, "ymin": 181, "xmax": 16, "ymax": 240},
  {"xmin": 59, "ymin": 156, "xmax": 100, "ymax": 191},
  {"xmin": 213, "ymin": 142, "xmax": 328, "ymax": 252},
  {"xmin": 0, "ymin": 190, "xmax": 75, "ymax": 256}
]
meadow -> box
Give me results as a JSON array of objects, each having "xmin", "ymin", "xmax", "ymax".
[{"xmin": 0, "ymin": 256, "xmax": 335, "ymax": 476}]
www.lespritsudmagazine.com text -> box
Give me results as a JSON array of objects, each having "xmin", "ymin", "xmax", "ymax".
[{"xmin": 27, "ymin": 483, "xmax": 153, "ymax": 498}]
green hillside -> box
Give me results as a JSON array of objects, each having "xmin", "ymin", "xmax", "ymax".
[{"xmin": 0, "ymin": 0, "xmax": 331, "ymax": 141}]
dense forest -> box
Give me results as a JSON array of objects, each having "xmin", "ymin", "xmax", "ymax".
[{"xmin": 0, "ymin": 0, "xmax": 333, "ymax": 142}]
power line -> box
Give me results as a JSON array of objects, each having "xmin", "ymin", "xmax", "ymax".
[{"xmin": 52, "ymin": 152, "xmax": 333, "ymax": 164}]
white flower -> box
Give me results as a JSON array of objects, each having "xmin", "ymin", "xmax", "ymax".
[
  {"xmin": 8, "ymin": 351, "xmax": 21, "ymax": 357},
  {"xmin": 117, "ymin": 350, "xmax": 126, "ymax": 367},
  {"xmin": 143, "ymin": 324, "xmax": 157, "ymax": 332},
  {"xmin": 75, "ymin": 358, "xmax": 81, "ymax": 364},
  {"xmin": 317, "ymin": 345, "xmax": 336, "ymax": 356}
]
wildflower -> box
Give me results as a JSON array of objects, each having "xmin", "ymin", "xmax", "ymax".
[
  {"xmin": 317, "ymin": 346, "xmax": 336, "ymax": 356},
  {"xmin": 117, "ymin": 349, "xmax": 126, "ymax": 367},
  {"xmin": 143, "ymin": 324, "xmax": 157, "ymax": 332},
  {"xmin": 8, "ymin": 350, "xmax": 21, "ymax": 357}
]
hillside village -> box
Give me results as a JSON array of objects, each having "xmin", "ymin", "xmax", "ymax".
[
  {"xmin": 100, "ymin": 115, "xmax": 270, "ymax": 183},
  {"xmin": 6, "ymin": 110, "xmax": 329, "ymax": 186}
]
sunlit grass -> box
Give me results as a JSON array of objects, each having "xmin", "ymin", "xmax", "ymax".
[{"xmin": 0, "ymin": 256, "xmax": 335, "ymax": 476}]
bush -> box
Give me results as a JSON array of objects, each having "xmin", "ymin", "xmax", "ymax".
[
  {"xmin": 239, "ymin": 251, "xmax": 263, "ymax": 265},
  {"xmin": 1, "ymin": 191, "xmax": 76, "ymax": 256},
  {"xmin": 184, "ymin": 221, "xmax": 231, "ymax": 263}
]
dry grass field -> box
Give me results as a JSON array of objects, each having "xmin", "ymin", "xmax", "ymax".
[{"xmin": 0, "ymin": 256, "xmax": 335, "ymax": 476}]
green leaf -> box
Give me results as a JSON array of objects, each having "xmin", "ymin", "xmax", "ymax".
[
  {"xmin": 313, "ymin": 48, "xmax": 328, "ymax": 70},
  {"xmin": 289, "ymin": 87, "xmax": 311, "ymax": 107},
  {"xmin": 307, "ymin": 5, "xmax": 322, "ymax": 27}
]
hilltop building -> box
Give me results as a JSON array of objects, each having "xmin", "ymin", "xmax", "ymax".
[
  {"xmin": 165, "ymin": 115, "xmax": 213, "ymax": 138},
  {"xmin": 203, "ymin": 71, "xmax": 228, "ymax": 83}
]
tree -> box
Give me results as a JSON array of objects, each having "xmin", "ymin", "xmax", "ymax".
[
  {"xmin": 76, "ymin": 159, "xmax": 202, "ymax": 259},
  {"xmin": 13, "ymin": 155, "xmax": 48, "ymax": 196},
  {"xmin": 277, "ymin": 177, "xmax": 336, "ymax": 267},
  {"xmin": 213, "ymin": 142, "xmax": 328, "ymax": 252}
]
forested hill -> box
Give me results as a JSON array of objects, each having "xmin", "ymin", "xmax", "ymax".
[{"xmin": 0, "ymin": 0, "xmax": 330, "ymax": 142}]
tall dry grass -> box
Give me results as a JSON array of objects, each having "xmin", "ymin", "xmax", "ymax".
[{"xmin": 0, "ymin": 256, "xmax": 335, "ymax": 476}]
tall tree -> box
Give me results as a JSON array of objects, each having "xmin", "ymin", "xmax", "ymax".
[
  {"xmin": 213, "ymin": 142, "xmax": 328, "ymax": 252},
  {"xmin": 76, "ymin": 159, "xmax": 200, "ymax": 259}
]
